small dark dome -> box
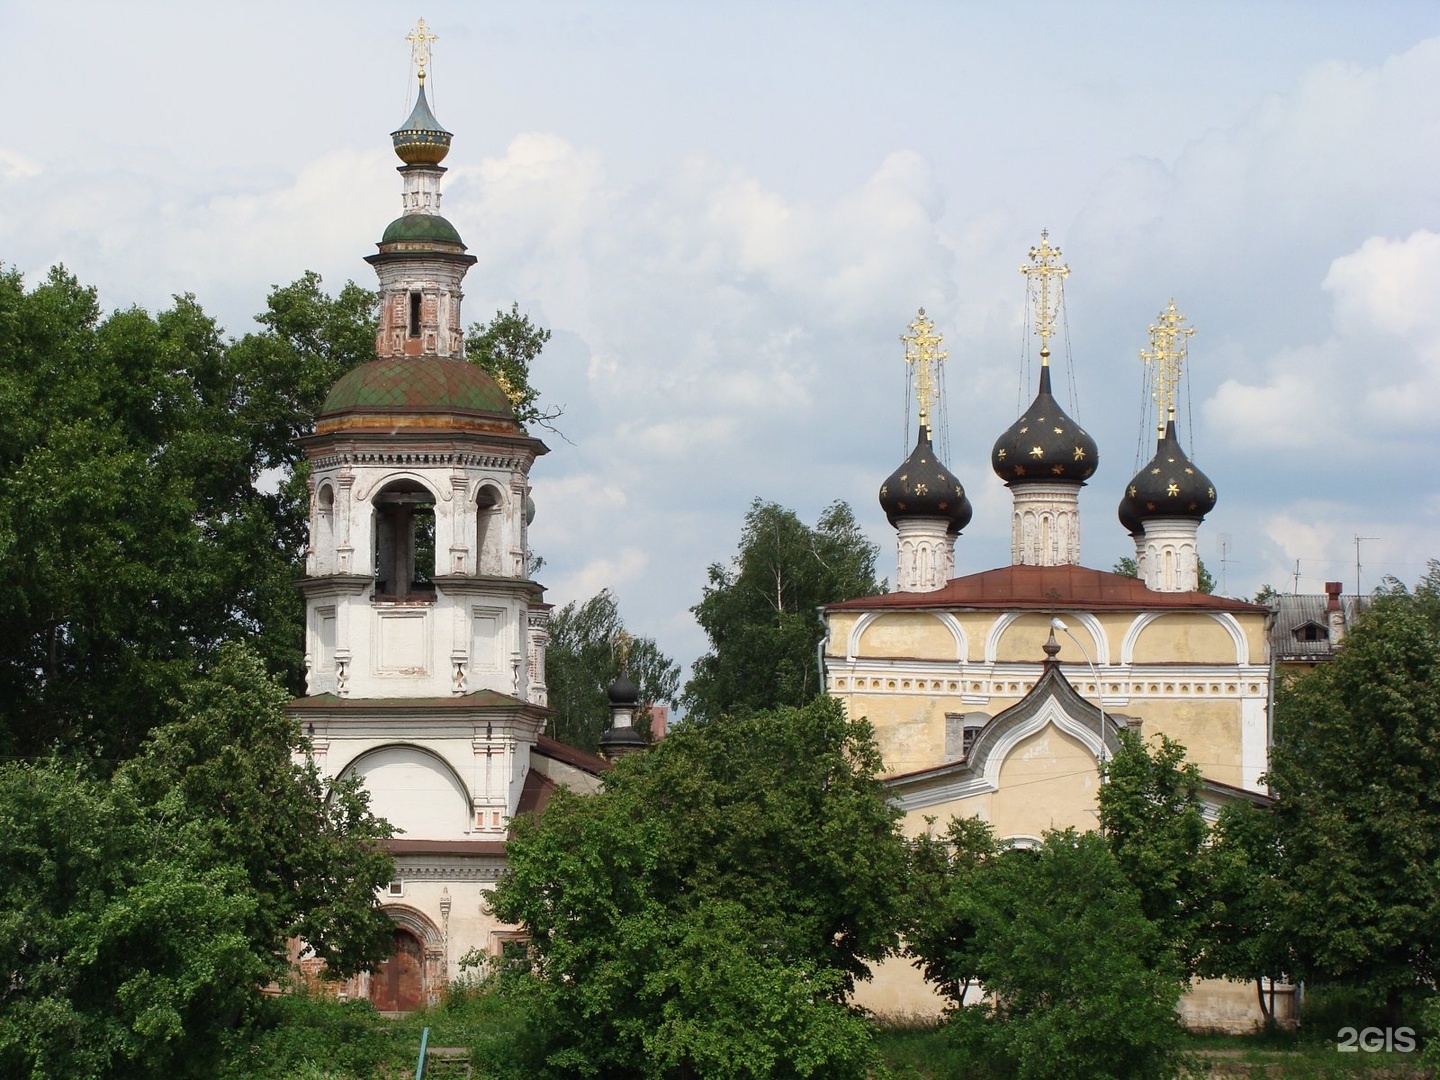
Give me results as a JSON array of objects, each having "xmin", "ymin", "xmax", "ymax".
[
  {"xmin": 606, "ymin": 673, "xmax": 639, "ymax": 706},
  {"xmin": 1118, "ymin": 500, "xmax": 1144, "ymax": 537},
  {"xmin": 1118, "ymin": 420, "xmax": 1217, "ymax": 526},
  {"xmin": 381, "ymin": 214, "xmax": 464, "ymax": 247},
  {"xmin": 879, "ymin": 424, "xmax": 973, "ymax": 532},
  {"xmin": 524, "ymin": 495, "xmax": 536, "ymax": 527},
  {"xmin": 991, "ymin": 367, "xmax": 1098, "ymax": 486}
]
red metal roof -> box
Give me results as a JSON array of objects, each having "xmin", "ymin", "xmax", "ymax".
[{"xmin": 827, "ymin": 565, "xmax": 1265, "ymax": 614}]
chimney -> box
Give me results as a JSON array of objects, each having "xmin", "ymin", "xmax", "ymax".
[
  {"xmin": 1324, "ymin": 582, "xmax": 1343, "ymax": 612},
  {"xmin": 1325, "ymin": 581, "xmax": 1346, "ymax": 647}
]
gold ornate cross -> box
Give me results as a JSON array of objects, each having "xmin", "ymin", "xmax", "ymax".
[
  {"xmin": 902, "ymin": 308, "xmax": 947, "ymax": 431},
  {"xmin": 407, "ymin": 18, "xmax": 438, "ymax": 82},
  {"xmin": 1140, "ymin": 298, "xmax": 1196, "ymax": 436},
  {"xmin": 1020, "ymin": 230, "xmax": 1069, "ymax": 364}
]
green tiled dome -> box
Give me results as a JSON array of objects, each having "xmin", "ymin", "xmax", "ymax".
[
  {"xmin": 381, "ymin": 214, "xmax": 464, "ymax": 246},
  {"xmin": 320, "ymin": 358, "xmax": 515, "ymax": 417}
]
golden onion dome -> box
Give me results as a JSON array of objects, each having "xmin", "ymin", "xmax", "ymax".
[{"xmin": 391, "ymin": 81, "xmax": 452, "ymax": 165}]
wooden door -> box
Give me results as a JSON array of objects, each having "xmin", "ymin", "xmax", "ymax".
[{"xmin": 369, "ymin": 928, "xmax": 424, "ymax": 1013}]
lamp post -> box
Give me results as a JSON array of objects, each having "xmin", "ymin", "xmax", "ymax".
[{"xmin": 1050, "ymin": 616, "xmax": 1107, "ymax": 773}]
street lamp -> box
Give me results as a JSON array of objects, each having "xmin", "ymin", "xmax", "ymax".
[{"xmin": 1050, "ymin": 616, "xmax": 1108, "ymax": 771}]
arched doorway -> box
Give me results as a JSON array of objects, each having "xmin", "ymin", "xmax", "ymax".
[{"xmin": 369, "ymin": 927, "xmax": 425, "ymax": 1013}]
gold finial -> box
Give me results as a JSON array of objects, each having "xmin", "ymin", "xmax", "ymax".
[
  {"xmin": 1020, "ymin": 229, "xmax": 1070, "ymax": 365},
  {"xmin": 1140, "ymin": 298, "xmax": 1196, "ymax": 437},
  {"xmin": 407, "ymin": 18, "xmax": 438, "ymax": 82},
  {"xmin": 614, "ymin": 629, "xmax": 633, "ymax": 670},
  {"xmin": 901, "ymin": 307, "xmax": 947, "ymax": 432}
]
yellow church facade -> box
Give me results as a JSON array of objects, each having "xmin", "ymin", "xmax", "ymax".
[
  {"xmin": 831, "ymin": 288, "xmax": 1287, "ymax": 1030},
  {"xmin": 826, "ymin": 568, "xmax": 1270, "ymax": 844}
]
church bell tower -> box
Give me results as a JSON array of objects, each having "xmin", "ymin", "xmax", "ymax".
[{"xmin": 293, "ymin": 21, "xmax": 553, "ymax": 871}]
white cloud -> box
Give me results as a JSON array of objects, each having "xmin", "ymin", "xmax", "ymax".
[{"xmin": 547, "ymin": 547, "xmax": 650, "ymax": 608}]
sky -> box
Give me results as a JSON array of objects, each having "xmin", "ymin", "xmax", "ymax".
[{"xmin": 4, "ymin": 1, "xmax": 1440, "ymax": 685}]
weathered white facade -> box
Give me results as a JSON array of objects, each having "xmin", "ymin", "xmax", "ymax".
[{"xmin": 288, "ymin": 67, "xmax": 607, "ymax": 1012}]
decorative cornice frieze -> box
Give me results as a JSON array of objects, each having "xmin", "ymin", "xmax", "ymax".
[{"xmin": 311, "ymin": 449, "xmax": 530, "ymax": 471}]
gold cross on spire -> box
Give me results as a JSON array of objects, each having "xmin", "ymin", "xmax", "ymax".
[
  {"xmin": 1020, "ymin": 229, "xmax": 1070, "ymax": 365},
  {"xmin": 902, "ymin": 308, "xmax": 947, "ymax": 432},
  {"xmin": 1140, "ymin": 298, "xmax": 1197, "ymax": 437},
  {"xmin": 407, "ymin": 18, "xmax": 438, "ymax": 82}
]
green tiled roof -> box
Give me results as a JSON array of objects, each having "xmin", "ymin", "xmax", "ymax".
[
  {"xmin": 381, "ymin": 214, "xmax": 464, "ymax": 246},
  {"xmin": 321, "ymin": 358, "xmax": 515, "ymax": 416}
]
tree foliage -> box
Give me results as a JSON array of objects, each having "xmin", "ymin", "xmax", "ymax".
[
  {"xmin": 490, "ymin": 696, "xmax": 905, "ymax": 1078},
  {"xmin": 1197, "ymin": 802, "xmax": 1292, "ymax": 1024},
  {"xmin": 684, "ymin": 500, "xmax": 882, "ymax": 720},
  {"xmin": 1097, "ymin": 729, "xmax": 1211, "ymax": 978},
  {"xmin": 917, "ymin": 828, "xmax": 1187, "ymax": 1080},
  {"xmin": 1267, "ymin": 563, "xmax": 1440, "ymax": 1011},
  {"xmin": 545, "ymin": 589, "xmax": 680, "ymax": 753},
  {"xmin": 0, "ymin": 268, "xmax": 377, "ymax": 761},
  {"xmin": 905, "ymin": 816, "xmax": 1001, "ymax": 1006},
  {"xmin": 466, "ymin": 302, "xmax": 561, "ymax": 432},
  {"xmin": 0, "ymin": 646, "xmax": 394, "ymax": 1079}
]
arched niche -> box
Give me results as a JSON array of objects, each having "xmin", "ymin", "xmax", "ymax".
[
  {"xmin": 338, "ymin": 744, "xmax": 471, "ymax": 840},
  {"xmin": 853, "ymin": 611, "xmax": 965, "ymax": 662},
  {"xmin": 987, "ymin": 612, "xmax": 1057, "ymax": 665},
  {"xmin": 475, "ymin": 482, "xmax": 506, "ymax": 577},
  {"xmin": 1124, "ymin": 612, "xmax": 1246, "ymax": 666},
  {"xmin": 373, "ymin": 478, "xmax": 437, "ymax": 598}
]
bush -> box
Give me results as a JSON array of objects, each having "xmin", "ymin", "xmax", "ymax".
[{"xmin": 943, "ymin": 831, "xmax": 1188, "ymax": 1080}]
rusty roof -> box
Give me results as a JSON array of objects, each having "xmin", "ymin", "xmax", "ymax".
[{"xmin": 827, "ymin": 564, "xmax": 1265, "ymax": 614}]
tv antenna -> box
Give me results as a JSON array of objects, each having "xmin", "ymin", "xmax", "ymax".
[
  {"xmin": 1216, "ymin": 533, "xmax": 1232, "ymax": 596},
  {"xmin": 1355, "ymin": 535, "xmax": 1379, "ymax": 597}
]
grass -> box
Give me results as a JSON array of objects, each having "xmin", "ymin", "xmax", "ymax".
[
  {"xmin": 868, "ymin": 1020, "xmax": 1433, "ymax": 1080},
  {"xmin": 218, "ymin": 988, "xmax": 1435, "ymax": 1080}
]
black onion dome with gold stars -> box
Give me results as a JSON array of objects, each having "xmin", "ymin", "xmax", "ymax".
[
  {"xmin": 1118, "ymin": 419, "xmax": 1217, "ymax": 525},
  {"xmin": 879, "ymin": 423, "xmax": 973, "ymax": 531},
  {"xmin": 991, "ymin": 366, "xmax": 1098, "ymax": 486}
]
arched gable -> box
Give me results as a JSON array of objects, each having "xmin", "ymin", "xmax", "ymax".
[
  {"xmin": 337, "ymin": 744, "xmax": 473, "ymax": 841},
  {"xmin": 847, "ymin": 610, "xmax": 966, "ymax": 662},
  {"xmin": 379, "ymin": 903, "xmax": 445, "ymax": 951},
  {"xmin": 986, "ymin": 611, "xmax": 1110, "ymax": 665},
  {"xmin": 886, "ymin": 663, "xmax": 1125, "ymax": 813},
  {"xmin": 1121, "ymin": 611, "xmax": 1248, "ymax": 666}
]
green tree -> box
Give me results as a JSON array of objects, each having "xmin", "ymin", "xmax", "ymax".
[
  {"xmin": 1197, "ymin": 803, "xmax": 1293, "ymax": 1026},
  {"xmin": 905, "ymin": 815, "xmax": 1001, "ymax": 1006},
  {"xmin": 466, "ymin": 302, "xmax": 560, "ymax": 431},
  {"xmin": 684, "ymin": 500, "xmax": 882, "ymax": 720},
  {"xmin": 947, "ymin": 830, "xmax": 1188, "ymax": 1080},
  {"xmin": 0, "ymin": 646, "xmax": 393, "ymax": 1079},
  {"xmin": 0, "ymin": 762, "xmax": 263, "ymax": 1079},
  {"xmin": 120, "ymin": 644, "xmax": 396, "ymax": 980},
  {"xmin": 0, "ymin": 268, "xmax": 378, "ymax": 761},
  {"xmin": 490, "ymin": 696, "xmax": 906, "ymax": 1078},
  {"xmin": 545, "ymin": 589, "xmax": 680, "ymax": 753},
  {"xmin": 1267, "ymin": 563, "xmax": 1440, "ymax": 1020},
  {"xmin": 1097, "ymin": 729, "xmax": 1210, "ymax": 978}
]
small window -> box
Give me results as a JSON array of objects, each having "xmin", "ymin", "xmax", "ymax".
[
  {"xmin": 945, "ymin": 711, "xmax": 990, "ymax": 762},
  {"xmin": 387, "ymin": 880, "xmax": 404, "ymax": 897},
  {"xmin": 1293, "ymin": 622, "xmax": 1329, "ymax": 643},
  {"xmin": 408, "ymin": 291, "xmax": 422, "ymax": 338}
]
